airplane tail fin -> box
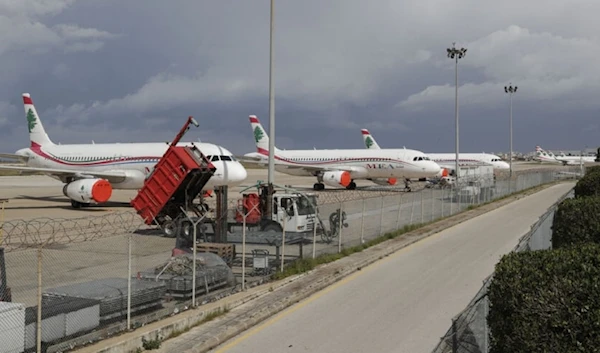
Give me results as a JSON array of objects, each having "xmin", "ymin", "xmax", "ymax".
[
  {"xmin": 361, "ymin": 129, "xmax": 381, "ymax": 149},
  {"xmin": 249, "ymin": 115, "xmax": 279, "ymax": 154},
  {"xmin": 23, "ymin": 93, "xmax": 54, "ymax": 147}
]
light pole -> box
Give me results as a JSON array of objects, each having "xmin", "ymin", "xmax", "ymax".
[
  {"xmin": 267, "ymin": 0, "xmax": 275, "ymax": 187},
  {"xmin": 504, "ymin": 84, "xmax": 518, "ymax": 180},
  {"xmin": 447, "ymin": 43, "xmax": 467, "ymax": 186}
]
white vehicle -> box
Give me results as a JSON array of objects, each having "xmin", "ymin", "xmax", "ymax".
[
  {"xmin": 0, "ymin": 93, "xmax": 248, "ymax": 208},
  {"xmin": 242, "ymin": 116, "xmax": 441, "ymax": 190},
  {"xmin": 360, "ymin": 129, "xmax": 510, "ymax": 172}
]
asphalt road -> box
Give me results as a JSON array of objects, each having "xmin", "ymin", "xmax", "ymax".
[{"xmin": 209, "ymin": 182, "xmax": 575, "ymax": 353}]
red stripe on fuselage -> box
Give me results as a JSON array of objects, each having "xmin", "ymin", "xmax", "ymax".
[
  {"xmin": 29, "ymin": 142, "xmax": 161, "ymax": 167},
  {"xmin": 256, "ymin": 147, "xmax": 418, "ymax": 167}
]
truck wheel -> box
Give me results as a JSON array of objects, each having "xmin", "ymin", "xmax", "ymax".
[
  {"xmin": 180, "ymin": 220, "xmax": 193, "ymax": 238},
  {"xmin": 262, "ymin": 223, "xmax": 282, "ymax": 232},
  {"xmin": 162, "ymin": 220, "xmax": 178, "ymax": 238}
]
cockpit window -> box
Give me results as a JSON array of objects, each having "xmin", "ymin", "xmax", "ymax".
[
  {"xmin": 220, "ymin": 155, "xmax": 232, "ymax": 161},
  {"xmin": 413, "ymin": 156, "xmax": 430, "ymax": 161}
]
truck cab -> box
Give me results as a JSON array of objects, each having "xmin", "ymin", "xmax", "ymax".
[{"xmin": 272, "ymin": 193, "xmax": 318, "ymax": 233}]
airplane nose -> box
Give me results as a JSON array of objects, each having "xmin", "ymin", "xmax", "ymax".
[
  {"xmin": 233, "ymin": 163, "xmax": 248, "ymax": 184},
  {"xmin": 428, "ymin": 162, "xmax": 441, "ymax": 175}
]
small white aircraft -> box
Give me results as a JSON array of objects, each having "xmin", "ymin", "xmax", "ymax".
[
  {"xmin": 533, "ymin": 145, "xmax": 596, "ymax": 165},
  {"xmin": 0, "ymin": 93, "xmax": 248, "ymax": 208},
  {"xmin": 360, "ymin": 129, "xmax": 510, "ymax": 171},
  {"xmin": 242, "ymin": 115, "xmax": 441, "ymax": 190}
]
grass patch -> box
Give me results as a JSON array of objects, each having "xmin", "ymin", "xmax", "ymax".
[{"xmin": 163, "ymin": 305, "xmax": 230, "ymax": 341}]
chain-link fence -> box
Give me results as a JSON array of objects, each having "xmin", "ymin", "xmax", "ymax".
[
  {"xmin": 431, "ymin": 186, "xmax": 576, "ymax": 353},
  {"xmin": 0, "ymin": 167, "xmax": 579, "ymax": 352}
]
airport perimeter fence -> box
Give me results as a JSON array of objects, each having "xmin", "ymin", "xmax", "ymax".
[
  {"xmin": 0, "ymin": 167, "xmax": 580, "ymax": 353},
  {"xmin": 430, "ymin": 187, "xmax": 576, "ymax": 353}
]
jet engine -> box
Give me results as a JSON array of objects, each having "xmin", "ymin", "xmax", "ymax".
[
  {"xmin": 63, "ymin": 178, "xmax": 113, "ymax": 204},
  {"xmin": 437, "ymin": 168, "xmax": 450, "ymax": 178},
  {"xmin": 369, "ymin": 178, "xmax": 397, "ymax": 186},
  {"xmin": 322, "ymin": 171, "xmax": 351, "ymax": 188}
]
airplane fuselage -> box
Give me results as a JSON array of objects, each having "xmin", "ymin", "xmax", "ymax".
[
  {"xmin": 426, "ymin": 153, "xmax": 510, "ymax": 170},
  {"xmin": 245, "ymin": 148, "xmax": 441, "ymax": 179},
  {"xmin": 16, "ymin": 141, "xmax": 248, "ymax": 190}
]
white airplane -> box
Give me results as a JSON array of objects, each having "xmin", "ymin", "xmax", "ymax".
[
  {"xmin": 360, "ymin": 129, "xmax": 510, "ymax": 171},
  {"xmin": 0, "ymin": 93, "xmax": 248, "ymax": 208},
  {"xmin": 242, "ymin": 115, "xmax": 441, "ymax": 190},
  {"xmin": 534, "ymin": 145, "xmax": 596, "ymax": 165}
]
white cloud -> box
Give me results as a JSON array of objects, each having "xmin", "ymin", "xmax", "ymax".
[
  {"xmin": 397, "ymin": 25, "xmax": 600, "ymax": 111},
  {"xmin": 0, "ymin": 1, "xmax": 119, "ymax": 56},
  {"xmin": 0, "ymin": 0, "xmax": 77, "ymax": 17}
]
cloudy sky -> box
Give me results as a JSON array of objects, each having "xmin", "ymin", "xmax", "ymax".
[{"xmin": 0, "ymin": 0, "xmax": 598, "ymax": 156}]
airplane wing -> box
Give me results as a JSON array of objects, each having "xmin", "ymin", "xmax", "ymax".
[
  {"xmin": 0, "ymin": 165, "xmax": 128, "ymax": 183},
  {"xmin": 0, "ymin": 153, "xmax": 28, "ymax": 162}
]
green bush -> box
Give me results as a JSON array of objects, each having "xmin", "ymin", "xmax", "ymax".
[
  {"xmin": 585, "ymin": 165, "xmax": 600, "ymax": 176},
  {"xmin": 487, "ymin": 244, "xmax": 600, "ymax": 353},
  {"xmin": 574, "ymin": 172, "xmax": 600, "ymax": 198},
  {"xmin": 552, "ymin": 196, "xmax": 600, "ymax": 249}
]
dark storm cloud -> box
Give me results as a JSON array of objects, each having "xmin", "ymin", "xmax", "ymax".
[{"xmin": 1, "ymin": 0, "xmax": 599, "ymax": 156}]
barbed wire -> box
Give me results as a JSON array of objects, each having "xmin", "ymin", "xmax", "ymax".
[
  {"xmin": 0, "ymin": 168, "xmax": 577, "ymax": 252},
  {"xmin": 0, "ymin": 211, "xmax": 144, "ymax": 252}
]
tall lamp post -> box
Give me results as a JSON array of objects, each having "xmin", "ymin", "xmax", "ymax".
[
  {"xmin": 504, "ymin": 84, "xmax": 518, "ymax": 181},
  {"xmin": 267, "ymin": 0, "xmax": 276, "ymax": 216},
  {"xmin": 447, "ymin": 43, "xmax": 467, "ymax": 186}
]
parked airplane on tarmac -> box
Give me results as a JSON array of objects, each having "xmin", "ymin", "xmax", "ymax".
[
  {"xmin": 0, "ymin": 93, "xmax": 248, "ymax": 208},
  {"xmin": 534, "ymin": 145, "xmax": 596, "ymax": 165},
  {"xmin": 242, "ymin": 115, "xmax": 441, "ymax": 190},
  {"xmin": 360, "ymin": 129, "xmax": 510, "ymax": 171}
]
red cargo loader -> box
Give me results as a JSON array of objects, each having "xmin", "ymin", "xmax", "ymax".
[{"xmin": 130, "ymin": 117, "xmax": 216, "ymax": 234}]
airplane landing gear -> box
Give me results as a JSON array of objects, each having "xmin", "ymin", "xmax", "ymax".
[
  {"xmin": 404, "ymin": 179, "xmax": 412, "ymax": 192},
  {"xmin": 313, "ymin": 183, "xmax": 325, "ymax": 190},
  {"xmin": 345, "ymin": 181, "xmax": 357, "ymax": 190}
]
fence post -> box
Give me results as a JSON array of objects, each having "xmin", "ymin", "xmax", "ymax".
[
  {"xmin": 379, "ymin": 196, "xmax": 385, "ymax": 235},
  {"xmin": 484, "ymin": 294, "xmax": 489, "ymax": 353},
  {"xmin": 431, "ymin": 188, "xmax": 435, "ymax": 222},
  {"xmin": 312, "ymin": 215, "xmax": 317, "ymax": 259},
  {"xmin": 450, "ymin": 184, "xmax": 454, "ymax": 215},
  {"xmin": 242, "ymin": 213, "xmax": 246, "ymax": 290},
  {"xmin": 441, "ymin": 187, "xmax": 444, "ymax": 218},
  {"xmin": 360, "ymin": 198, "xmax": 366, "ymax": 244},
  {"xmin": 127, "ymin": 233, "xmax": 132, "ymax": 330},
  {"xmin": 452, "ymin": 318, "xmax": 458, "ymax": 353},
  {"xmin": 281, "ymin": 215, "xmax": 287, "ymax": 272},
  {"xmin": 410, "ymin": 192, "xmax": 415, "ymax": 224},
  {"xmin": 36, "ymin": 246, "xmax": 42, "ymax": 353},
  {"xmin": 395, "ymin": 194, "xmax": 403, "ymax": 230},
  {"xmin": 420, "ymin": 190, "xmax": 424, "ymax": 224},
  {"xmin": 338, "ymin": 201, "xmax": 343, "ymax": 253}
]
